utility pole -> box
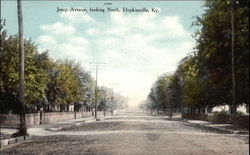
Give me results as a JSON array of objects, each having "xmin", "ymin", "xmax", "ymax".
[
  {"xmin": 17, "ymin": 0, "xmax": 27, "ymax": 136},
  {"xmin": 95, "ymin": 63, "xmax": 98, "ymax": 119},
  {"xmin": 103, "ymin": 90, "xmax": 107, "ymax": 116},
  {"xmin": 110, "ymin": 82, "xmax": 118, "ymax": 115},
  {"xmin": 89, "ymin": 62, "xmax": 105, "ymax": 119},
  {"xmin": 231, "ymin": 0, "xmax": 237, "ymax": 119}
]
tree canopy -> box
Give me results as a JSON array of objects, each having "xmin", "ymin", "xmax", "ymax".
[
  {"xmin": 0, "ymin": 23, "xmax": 127, "ymax": 113},
  {"xmin": 141, "ymin": 0, "xmax": 249, "ymax": 114}
]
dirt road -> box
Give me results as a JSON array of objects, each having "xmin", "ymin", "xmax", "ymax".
[{"xmin": 1, "ymin": 111, "xmax": 248, "ymax": 155}]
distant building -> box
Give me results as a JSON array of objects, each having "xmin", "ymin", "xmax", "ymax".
[{"xmin": 212, "ymin": 104, "xmax": 248, "ymax": 114}]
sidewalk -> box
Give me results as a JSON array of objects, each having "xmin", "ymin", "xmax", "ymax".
[
  {"xmin": 1, "ymin": 115, "xmax": 108, "ymax": 148},
  {"xmin": 182, "ymin": 118, "xmax": 249, "ymax": 134},
  {"xmin": 157, "ymin": 114, "xmax": 249, "ymax": 134}
]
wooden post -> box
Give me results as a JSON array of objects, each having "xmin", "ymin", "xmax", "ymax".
[{"xmin": 17, "ymin": 0, "xmax": 27, "ymax": 135}]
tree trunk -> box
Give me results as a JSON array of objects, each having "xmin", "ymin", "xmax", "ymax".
[
  {"xmin": 170, "ymin": 108, "xmax": 173, "ymax": 118},
  {"xmin": 17, "ymin": 0, "xmax": 27, "ymax": 136},
  {"xmin": 60, "ymin": 105, "xmax": 63, "ymax": 112}
]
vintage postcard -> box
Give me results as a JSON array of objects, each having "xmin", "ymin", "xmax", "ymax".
[{"xmin": 0, "ymin": 0, "xmax": 249, "ymax": 154}]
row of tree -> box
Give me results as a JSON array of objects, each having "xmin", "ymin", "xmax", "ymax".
[
  {"xmin": 140, "ymin": 0, "xmax": 249, "ymax": 115},
  {"xmin": 0, "ymin": 21, "xmax": 128, "ymax": 114}
]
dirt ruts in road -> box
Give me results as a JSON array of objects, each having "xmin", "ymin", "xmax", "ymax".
[{"xmin": 1, "ymin": 112, "xmax": 248, "ymax": 155}]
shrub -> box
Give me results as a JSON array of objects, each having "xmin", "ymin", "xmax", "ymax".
[{"xmin": 213, "ymin": 110, "xmax": 229, "ymax": 115}]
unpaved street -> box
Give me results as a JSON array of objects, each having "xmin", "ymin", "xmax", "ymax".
[{"xmin": 1, "ymin": 111, "xmax": 249, "ymax": 155}]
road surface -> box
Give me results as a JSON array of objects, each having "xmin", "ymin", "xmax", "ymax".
[{"xmin": 1, "ymin": 111, "xmax": 249, "ymax": 155}]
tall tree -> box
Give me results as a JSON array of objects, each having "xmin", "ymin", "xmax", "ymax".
[
  {"xmin": 177, "ymin": 55, "xmax": 203, "ymax": 109},
  {"xmin": 193, "ymin": 0, "xmax": 249, "ymax": 115},
  {"xmin": 0, "ymin": 35, "xmax": 50, "ymax": 113}
]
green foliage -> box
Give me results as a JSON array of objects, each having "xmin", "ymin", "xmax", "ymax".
[
  {"xmin": 144, "ymin": 0, "xmax": 249, "ymax": 112},
  {"xmin": 0, "ymin": 27, "xmax": 97, "ymax": 113},
  {"xmin": 54, "ymin": 59, "xmax": 80, "ymax": 105},
  {"xmin": 45, "ymin": 59, "xmax": 97, "ymax": 111},
  {"xmin": 0, "ymin": 32, "xmax": 49, "ymax": 113},
  {"xmin": 145, "ymin": 73, "xmax": 183, "ymax": 111},
  {"xmin": 194, "ymin": 0, "xmax": 249, "ymax": 106},
  {"xmin": 177, "ymin": 55, "xmax": 204, "ymax": 108},
  {"xmin": 0, "ymin": 24, "xmax": 127, "ymax": 113}
]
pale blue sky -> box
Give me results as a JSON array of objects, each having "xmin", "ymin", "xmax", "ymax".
[
  {"xmin": 1, "ymin": 0, "xmax": 205, "ymax": 107},
  {"xmin": 2, "ymin": 1, "xmax": 204, "ymax": 38}
]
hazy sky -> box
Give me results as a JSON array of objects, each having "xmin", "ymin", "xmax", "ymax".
[{"xmin": 2, "ymin": 1, "xmax": 204, "ymax": 107}]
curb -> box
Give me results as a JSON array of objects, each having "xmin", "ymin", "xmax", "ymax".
[
  {"xmin": 184, "ymin": 121, "xmax": 235, "ymax": 134},
  {"xmin": 0, "ymin": 115, "xmax": 111, "ymax": 148},
  {"xmin": 45, "ymin": 116, "xmax": 108, "ymax": 131},
  {"xmin": 0, "ymin": 135, "xmax": 32, "ymax": 149},
  {"xmin": 46, "ymin": 121, "xmax": 89, "ymax": 131},
  {"xmin": 181, "ymin": 119, "xmax": 248, "ymax": 134},
  {"xmin": 149, "ymin": 114, "xmax": 248, "ymax": 135}
]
